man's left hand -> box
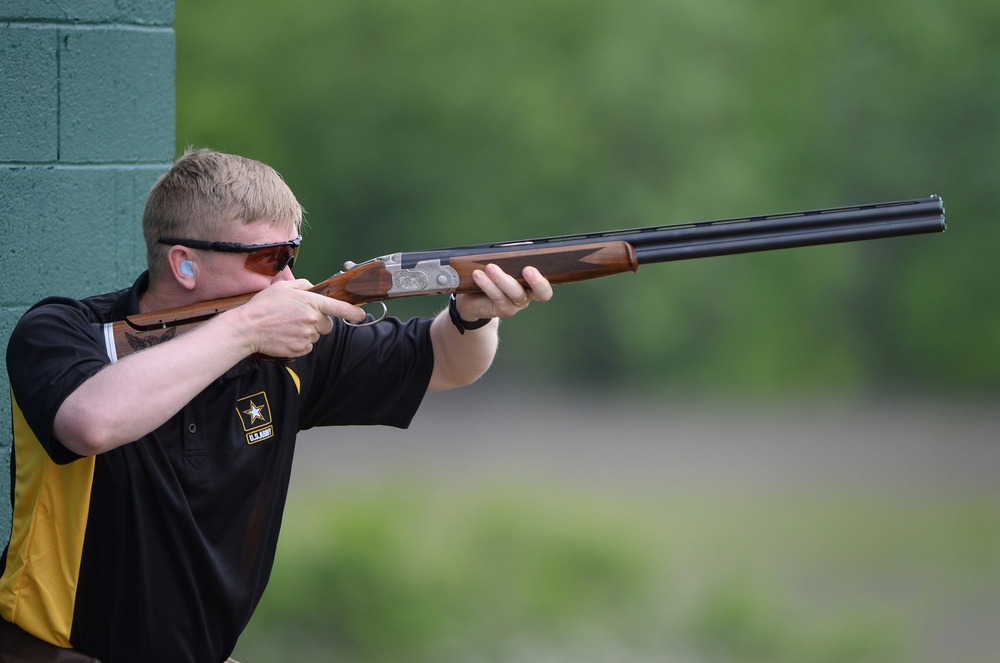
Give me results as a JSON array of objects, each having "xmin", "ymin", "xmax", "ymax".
[{"xmin": 453, "ymin": 264, "xmax": 553, "ymax": 322}]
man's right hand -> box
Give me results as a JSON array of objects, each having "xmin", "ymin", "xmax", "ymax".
[{"xmin": 231, "ymin": 279, "xmax": 367, "ymax": 358}]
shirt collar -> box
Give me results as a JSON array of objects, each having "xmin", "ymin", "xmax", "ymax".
[{"xmin": 111, "ymin": 271, "xmax": 150, "ymax": 321}]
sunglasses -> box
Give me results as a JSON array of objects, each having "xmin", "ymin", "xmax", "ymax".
[{"xmin": 158, "ymin": 236, "xmax": 302, "ymax": 276}]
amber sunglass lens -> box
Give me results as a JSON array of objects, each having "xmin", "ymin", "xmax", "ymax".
[{"xmin": 244, "ymin": 246, "xmax": 297, "ymax": 276}]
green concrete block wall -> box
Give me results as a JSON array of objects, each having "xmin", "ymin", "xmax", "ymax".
[{"xmin": 0, "ymin": 4, "xmax": 175, "ymax": 539}]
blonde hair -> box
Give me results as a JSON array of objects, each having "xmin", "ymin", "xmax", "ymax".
[{"xmin": 143, "ymin": 148, "xmax": 305, "ymax": 272}]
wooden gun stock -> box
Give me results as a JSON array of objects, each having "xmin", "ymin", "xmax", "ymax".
[{"xmin": 311, "ymin": 241, "xmax": 639, "ymax": 303}]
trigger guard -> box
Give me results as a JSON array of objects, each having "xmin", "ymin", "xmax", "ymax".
[{"xmin": 344, "ymin": 301, "xmax": 388, "ymax": 328}]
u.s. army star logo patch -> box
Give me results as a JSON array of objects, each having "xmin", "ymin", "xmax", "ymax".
[{"xmin": 236, "ymin": 391, "xmax": 275, "ymax": 444}]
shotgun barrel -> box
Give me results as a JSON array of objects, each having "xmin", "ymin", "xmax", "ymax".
[{"xmin": 398, "ymin": 196, "xmax": 945, "ymax": 267}]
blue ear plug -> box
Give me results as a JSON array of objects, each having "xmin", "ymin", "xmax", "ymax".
[{"xmin": 180, "ymin": 260, "xmax": 195, "ymax": 277}]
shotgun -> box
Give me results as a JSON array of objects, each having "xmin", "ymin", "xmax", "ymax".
[{"xmin": 99, "ymin": 195, "xmax": 946, "ymax": 360}]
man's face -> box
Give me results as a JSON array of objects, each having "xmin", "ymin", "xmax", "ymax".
[{"xmin": 194, "ymin": 223, "xmax": 299, "ymax": 300}]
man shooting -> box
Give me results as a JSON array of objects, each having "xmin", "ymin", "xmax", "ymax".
[{"xmin": 1, "ymin": 148, "xmax": 552, "ymax": 663}]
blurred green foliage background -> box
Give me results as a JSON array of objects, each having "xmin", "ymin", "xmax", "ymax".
[
  {"xmin": 177, "ymin": 0, "xmax": 999, "ymax": 397},
  {"xmin": 174, "ymin": 1, "xmax": 999, "ymax": 661}
]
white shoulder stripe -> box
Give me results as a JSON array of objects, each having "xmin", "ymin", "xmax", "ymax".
[{"xmin": 102, "ymin": 323, "xmax": 118, "ymax": 363}]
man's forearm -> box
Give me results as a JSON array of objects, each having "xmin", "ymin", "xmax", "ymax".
[{"xmin": 426, "ymin": 307, "xmax": 499, "ymax": 392}]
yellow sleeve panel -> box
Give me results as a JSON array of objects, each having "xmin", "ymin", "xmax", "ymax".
[{"xmin": 0, "ymin": 394, "xmax": 96, "ymax": 649}]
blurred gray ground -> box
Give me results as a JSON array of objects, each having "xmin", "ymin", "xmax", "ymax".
[{"xmin": 290, "ymin": 382, "xmax": 1000, "ymax": 498}]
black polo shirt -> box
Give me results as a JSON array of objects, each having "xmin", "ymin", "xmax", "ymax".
[{"xmin": 2, "ymin": 273, "xmax": 434, "ymax": 663}]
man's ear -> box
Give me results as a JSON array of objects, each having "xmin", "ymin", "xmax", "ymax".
[{"xmin": 167, "ymin": 246, "xmax": 198, "ymax": 290}]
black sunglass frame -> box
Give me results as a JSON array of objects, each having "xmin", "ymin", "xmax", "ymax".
[{"xmin": 158, "ymin": 236, "xmax": 302, "ymax": 275}]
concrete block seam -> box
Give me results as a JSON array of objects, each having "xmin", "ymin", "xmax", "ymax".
[{"xmin": 2, "ymin": 21, "xmax": 173, "ymax": 33}]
